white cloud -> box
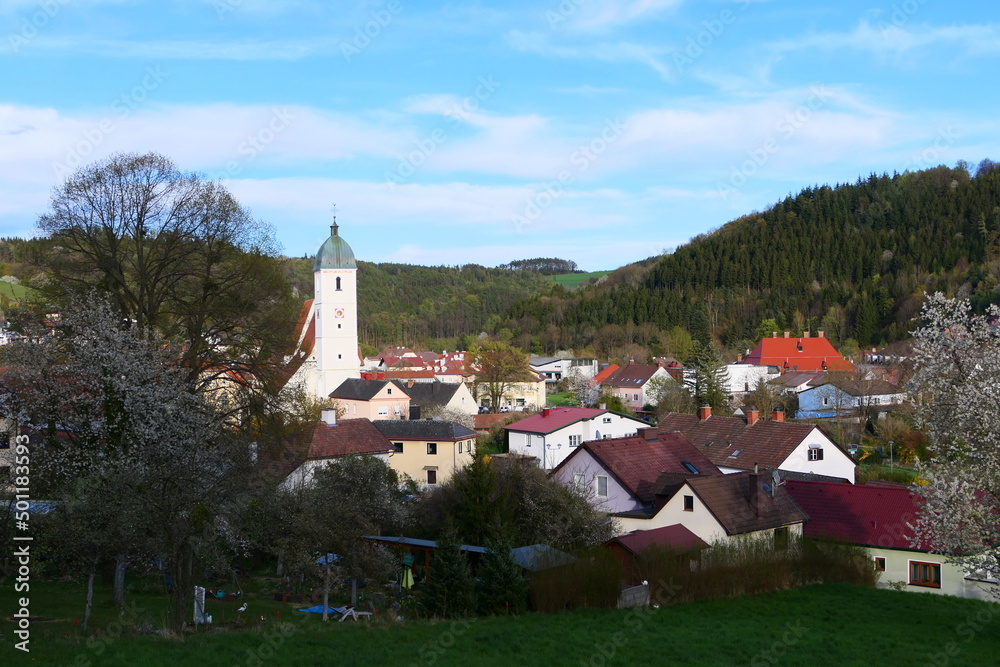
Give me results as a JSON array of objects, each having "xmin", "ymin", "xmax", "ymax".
[{"xmin": 506, "ymin": 30, "xmax": 673, "ymax": 80}]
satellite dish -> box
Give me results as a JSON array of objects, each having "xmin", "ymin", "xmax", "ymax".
[{"xmin": 772, "ymin": 470, "xmax": 785, "ymax": 487}]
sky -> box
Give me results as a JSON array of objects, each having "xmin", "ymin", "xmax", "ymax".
[{"xmin": 1, "ymin": 0, "xmax": 998, "ymax": 271}]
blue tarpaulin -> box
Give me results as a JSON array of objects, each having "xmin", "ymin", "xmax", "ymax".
[{"xmin": 297, "ymin": 605, "xmax": 341, "ymax": 614}]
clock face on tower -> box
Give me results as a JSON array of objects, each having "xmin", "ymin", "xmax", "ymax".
[{"xmin": 334, "ymin": 308, "xmax": 346, "ymax": 318}]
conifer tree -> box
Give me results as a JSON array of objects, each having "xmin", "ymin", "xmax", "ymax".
[
  {"xmin": 476, "ymin": 532, "xmax": 527, "ymax": 615},
  {"xmin": 421, "ymin": 525, "xmax": 475, "ymax": 618}
]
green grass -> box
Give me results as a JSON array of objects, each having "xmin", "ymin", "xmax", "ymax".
[
  {"xmin": 0, "ymin": 280, "xmax": 31, "ymax": 300},
  {"xmin": 547, "ymin": 392, "xmax": 577, "ymax": 407},
  {"xmin": 549, "ymin": 271, "xmax": 610, "ymax": 289},
  {"xmin": 3, "ymin": 579, "xmax": 998, "ymax": 666}
]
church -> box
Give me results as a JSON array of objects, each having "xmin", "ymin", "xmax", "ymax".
[{"xmin": 285, "ymin": 221, "xmax": 362, "ymax": 401}]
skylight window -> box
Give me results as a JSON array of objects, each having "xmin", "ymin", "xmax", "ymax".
[
  {"xmin": 682, "ymin": 461, "xmax": 699, "ymax": 474},
  {"xmin": 728, "ymin": 449, "xmax": 742, "ymax": 458}
]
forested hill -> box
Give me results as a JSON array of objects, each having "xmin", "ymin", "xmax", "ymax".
[
  {"xmin": 502, "ymin": 162, "xmax": 1000, "ymax": 358},
  {"xmin": 281, "ymin": 259, "xmax": 555, "ymax": 352}
]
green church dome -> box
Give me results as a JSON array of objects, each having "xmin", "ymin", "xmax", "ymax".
[{"xmin": 314, "ymin": 223, "xmax": 357, "ymax": 270}]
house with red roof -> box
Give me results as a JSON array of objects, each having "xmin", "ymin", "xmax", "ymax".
[
  {"xmin": 741, "ymin": 331, "xmax": 855, "ymax": 373},
  {"xmin": 505, "ymin": 406, "xmax": 649, "ymax": 470},
  {"xmin": 599, "ymin": 363, "xmax": 674, "ymax": 410},
  {"xmin": 605, "ymin": 524, "xmax": 709, "ymax": 585},
  {"xmin": 785, "ymin": 480, "xmax": 999, "ymax": 600},
  {"xmin": 549, "ymin": 428, "xmax": 807, "ymax": 548},
  {"xmin": 281, "ymin": 410, "xmax": 395, "ymax": 489},
  {"xmin": 657, "ymin": 405, "xmax": 857, "ymax": 482}
]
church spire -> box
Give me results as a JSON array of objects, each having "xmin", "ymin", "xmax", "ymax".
[{"xmin": 331, "ymin": 203, "xmax": 339, "ymax": 236}]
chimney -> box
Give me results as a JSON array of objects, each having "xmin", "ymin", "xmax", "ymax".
[
  {"xmin": 772, "ymin": 406, "xmax": 785, "ymax": 422},
  {"xmin": 746, "ymin": 405, "xmax": 759, "ymax": 426},
  {"xmin": 783, "ymin": 331, "xmax": 790, "ymax": 338},
  {"xmin": 737, "ymin": 353, "xmax": 743, "ymax": 363},
  {"xmin": 321, "ymin": 408, "xmax": 337, "ymax": 426},
  {"xmin": 818, "ymin": 329, "xmax": 825, "ymax": 338},
  {"xmin": 803, "ymin": 331, "xmax": 810, "ymax": 338},
  {"xmin": 599, "ymin": 403, "xmax": 607, "ymax": 410},
  {"xmin": 640, "ymin": 427, "xmax": 658, "ymax": 441},
  {"xmin": 409, "ymin": 404, "xmax": 421, "ymax": 420},
  {"xmin": 542, "ymin": 408, "xmax": 551, "ymax": 418},
  {"xmin": 698, "ymin": 404, "xmax": 712, "ymax": 421},
  {"xmin": 748, "ymin": 465, "xmax": 762, "ymax": 516},
  {"xmin": 772, "ymin": 331, "xmax": 778, "ymax": 338},
  {"xmin": 407, "ymin": 380, "xmax": 415, "ymax": 388}
]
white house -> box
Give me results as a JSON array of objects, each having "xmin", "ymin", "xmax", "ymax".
[
  {"xmin": 786, "ymin": 480, "xmax": 999, "ymax": 601},
  {"xmin": 722, "ymin": 363, "xmax": 780, "ymax": 395},
  {"xmin": 529, "ymin": 356, "xmax": 599, "ymax": 387},
  {"xmin": 505, "ymin": 406, "xmax": 649, "ymax": 471},
  {"xmin": 281, "ymin": 410, "xmax": 394, "ymax": 490},
  {"xmin": 657, "ymin": 406, "xmax": 857, "ymax": 482}
]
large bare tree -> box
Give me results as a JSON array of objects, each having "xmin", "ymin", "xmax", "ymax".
[{"xmin": 36, "ymin": 152, "xmax": 296, "ymax": 396}]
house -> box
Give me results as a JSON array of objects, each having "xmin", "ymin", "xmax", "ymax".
[
  {"xmin": 329, "ymin": 377, "xmax": 410, "ymax": 420},
  {"xmin": 549, "ymin": 428, "xmax": 722, "ymax": 514},
  {"xmin": 785, "ymin": 480, "xmax": 999, "ymax": 601},
  {"xmin": 476, "ymin": 373, "xmax": 547, "ymax": 412},
  {"xmin": 767, "ymin": 371, "xmax": 826, "ymax": 396},
  {"xmin": 605, "ymin": 525, "xmax": 709, "ymax": 585},
  {"xmin": 373, "ymin": 419, "xmax": 476, "ymax": 487},
  {"xmin": 506, "ymin": 406, "xmax": 650, "ymax": 471},
  {"xmin": 282, "ymin": 410, "xmax": 395, "ymax": 489},
  {"xmin": 797, "ymin": 376, "xmax": 907, "ymax": 419},
  {"xmin": 529, "ymin": 356, "xmax": 599, "ymax": 387},
  {"xmin": 402, "ymin": 380, "xmax": 478, "ymax": 417},
  {"xmin": 600, "ymin": 364, "xmax": 673, "ymax": 411},
  {"xmin": 656, "ymin": 406, "xmax": 857, "ymax": 482},
  {"xmin": 592, "ymin": 364, "xmax": 620, "ymax": 386},
  {"xmin": 741, "ymin": 331, "xmax": 855, "ymax": 373},
  {"xmin": 722, "ymin": 363, "xmax": 780, "ymax": 395},
  {"xmin": 614, "ymin": 470, "xmax": 809, "ymax": 546}
]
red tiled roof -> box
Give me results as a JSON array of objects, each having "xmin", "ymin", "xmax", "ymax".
[
  {"xmin": 655, "ymin": 412, "xmax": 850, "ymax": 472},
  {"xmin": 382, "ymin": 370, "xmax": 438, "ymax": 380},
  {"xmin": 560, "ymin": 432, "xmax": 722, "ymax": 503},
  {"xmin": 684, "ymin": 472, "xmax": 809, "ymax": 535},
  {"xmin": 593, "ymin": 364, "xmax": 620, "ymax": 385},
  {"xmin": 784, "ymin": 480, "xmax": 924, "ymax": 550},
  {"xmin": 305, "ymin": 418, "xmax": 394, "ymax": 459},
  {"xmin": 506, "ymin": 407, "xmax": 614, "ymax": 435},
  {"xmin": 743, "ymin": 335, "xmax": 855, "ymax": 373},
  {"xmin": 602, "ymin": 364, "xmax": 662, "ymax": 387},
  {"xmin": 610, "ymin": 524, "xmax": 709, "ymax": 554}
]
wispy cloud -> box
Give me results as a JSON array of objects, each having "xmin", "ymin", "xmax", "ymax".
[{"xmin": 507, "ymin": 30, "xmax": 672, "ymax": 80}]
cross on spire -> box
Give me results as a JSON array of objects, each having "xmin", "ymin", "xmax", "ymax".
[{"xmin": 330, "ymin": 203, "xmax": 339, "ymax": 236}]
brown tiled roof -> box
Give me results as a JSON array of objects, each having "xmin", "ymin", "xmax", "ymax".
[
  {"xmin": 474, "ymin": 413, "xmax": 518, "ymax": 431},
  {"xmin": 602, "ymin": 364, "xmax": 662, "ymax": 387},
  {"xmin": 811, "ymin": 376, "xmax": 901, "ymax": 397},
  {"xmin": 608, "ymin": 524, "xmax": 709, "ymax": 554},
  {"xmin": 685, "ymin": 472, "xmax": 809, "ymax": 535},
  {"xmin": 656, "ymin": 412, "xmax": 820, "ymax": 470},
  {"xmin": 305, "ymin": 418, "xmax": 394, "ymax": 459},
  {"xmin": 555, "ymin": 432, "xmax": 722, "ymax": 503},
  {"xmin": 330, "ymin": 378, "xmax": 407, "ymax": 400}
]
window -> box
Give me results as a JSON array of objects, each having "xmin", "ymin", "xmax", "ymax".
[
  {"xmin": 874, "ymin": 557, "xmax": 886, "ymax": 572},
  {"xmin": 426, "ymin": 469, "xmax": 437, "ymax": 485},
  {"xmin": 822, "ymin": 397, "xmax": 829, "ymax": 406},
  {"xmin": 468, "ymin": 441, "xmax": 474, "ymax": 455},
  {"xmin": 633, "ymin": 393, "xmax": 639, "ymax": 402},
  {"xmin": 728, "ymin": 449, "xmax": 742, "ymax": 458},
  {"xmin": 596, "ymin": 475, "xmax": 608, "ymax": 497},
  {"xmin": 602, "ymin": 417, "xmax": 612, "ymax": 424},
  {"xmin": 378, "ymin": 406, "xmax": 388, "ymax": 416},
  {"xmin": 774, "ymin": 527, "xmax": 789, "ymax": 551},
  {"xmin": 569, "ymin": 435, "xmax": 582, "ymax": 447},
  {"xmin": 387, "ymin": 388, "xmax": 392, "ymax": 394},
  {"xmin": 910, "ymin": 561, "xmax": 941, "ymax": 588},
  {"xmin": 459, "ymin": 441, "xmax": 463, "ymax": 453},
  {"xmin": 427, "ymin": 442, "xmax": 437, "ymax": 455},
  {"xmin": 393, "ymin": 442, "xmax": 403, "ymax": 453},
  {"xmin": 681, "ymin": 461, "xmax": 699, "ymax": 474},
  {"xmin": 573, "ymin": 473, "xmax": 585, "ymax": 488},
  {"xmin": 808, "ymin": 447, "xmax": 824, "ymax": 461},
  {"xmin": 683, "ymin": 495, "xmax": 694, "ymax": 512},
  {"xmin": 335, "ymin": 277, "xmax": 342, "ymax": 291}
]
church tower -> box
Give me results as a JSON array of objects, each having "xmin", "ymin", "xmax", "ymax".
[{"xmin": 313, "ymin": 220, "xmax": 360, "ymax": 398}]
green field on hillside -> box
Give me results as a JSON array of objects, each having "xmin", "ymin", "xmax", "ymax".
[
  {"xmin": 550, "ymin": 271, "xmax": 610, "ymax": 289},
  {"xmin": 0, "ymin": 279, "xmax": 30, "ymax": 301},
  {"xmin": 3, "ymin": 580, "xmax": 997, "ymax": 666}
]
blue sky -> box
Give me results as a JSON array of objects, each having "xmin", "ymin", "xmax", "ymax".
[{"xmin": 1, "ymin": 0, "xmax": 998, "ymax": 270}]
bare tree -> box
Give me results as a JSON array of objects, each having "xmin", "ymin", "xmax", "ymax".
[{"xmin": 468, "ymin": 339, "xmax": 536, "ymax": 412}]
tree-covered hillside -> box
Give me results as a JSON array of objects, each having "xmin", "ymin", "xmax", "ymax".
[
  {"xmin": 502, "ymin": 162, "xmax": 1000, "ymax": 357},
  {"xmin": 282, "ymin": 258, "xmax": 555, "ymax": 351}
]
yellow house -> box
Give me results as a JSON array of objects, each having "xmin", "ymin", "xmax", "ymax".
[
  {"xmin": 476, "ymin": 374, "xmax": 547, "ymax": 412},
  {"xmin": 373, "ymin": 419, "xmax": 476, "ymax": 487},
  {"xmin": 329, "ymin": 378, "xmax": 410, "ymax": 420}
]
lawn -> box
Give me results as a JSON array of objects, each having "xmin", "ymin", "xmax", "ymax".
[
  {"xmin": 547, "ymin": 391, "xmax": 577, "ymax": 407},
  {"xmin": 3, "ymin": 579, "xmax": 997, "ymax": 666},
  {"xmin": 0, "ymin": 280, "xmax": 31, "ymax": 301},
  {"xmin": 550, "ymin": 271, "xmax": 610, "ymax": 289}
]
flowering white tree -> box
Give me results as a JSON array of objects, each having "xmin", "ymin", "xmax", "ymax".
[
  {"xmin": 908, "ymin": 293, "xmax": 1000, "ymax": 589},
  {"xmin": 1, "ymin": 297, "xmax": 252, "ymax": 629},
  {"xmin": 565, "ymin": 368, "xmax": 601, "ymax": 407}
]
